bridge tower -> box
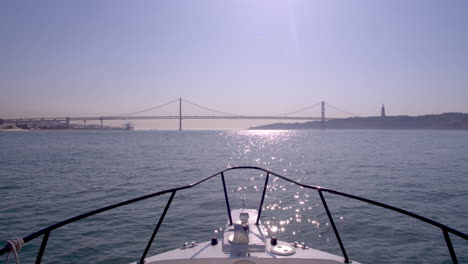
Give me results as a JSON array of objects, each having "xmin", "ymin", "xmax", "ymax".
[
  {"xmin": 321, "ymin": 101, "xmax": 325, "ymax": 129},
  {"xmin": 381, "ymin": 104, "xmax": 386, "ymax": 117},
  {"xmin": 179, "ymin": 98, "xmax": 182, "ymax": 131}
]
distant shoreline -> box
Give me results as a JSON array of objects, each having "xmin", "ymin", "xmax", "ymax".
[
  {"xmin": 249, "ymin": 113, "xmax": 468, "ymax": 130},
  {"xmin": 0, "ymin": 128, "xmax": 28, "ymax": 132}
]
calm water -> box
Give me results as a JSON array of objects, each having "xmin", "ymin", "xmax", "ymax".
[{"xmin": 0, "ymin": 130, "xmax": 467, "ymax": 264}]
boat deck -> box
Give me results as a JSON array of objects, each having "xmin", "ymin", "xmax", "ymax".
[
  {"xmin": 141, "ymin": 240, "xmax": 355, "ymax": 264},
  {"xmin": 142, "ymin": 209, "xmax": 359, "ymax": 264}
]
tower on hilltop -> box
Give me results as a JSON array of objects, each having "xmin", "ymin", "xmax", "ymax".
[{"xmin": 381, "ymin": 104, "xmax": 386, "ymax": 117}]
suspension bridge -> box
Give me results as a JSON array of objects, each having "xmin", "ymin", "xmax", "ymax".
[{"xmin": 4, "ymin": 98, "xmax": 358, "ymax": 130}]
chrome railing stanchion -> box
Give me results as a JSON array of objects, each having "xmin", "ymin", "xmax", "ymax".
[
  {"xmin": 221, "ymin": 172, "xmax": 233, "ymax": 225},
  {"xmin": 318, "ymin": 189, "xmax": 350, "ymax": 263},
  {"xmin": 139, "ymin": 191, "xmax": 176, "ymax": 264},
  {"xmin": 256, "ymin": 172, "xmax": 270, "ymax": 225},
  {"xmin": 35, "ymin": 231, "xmax": 50, "ymax": 264},
  {"xmin": 443, "ymin": 229, "xmax": 458, "ymax": 264}
]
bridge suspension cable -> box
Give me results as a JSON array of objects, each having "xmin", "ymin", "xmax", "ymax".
[
  {"xmin": 181, "ymin": 98, "xmax": 241, "ymax": 116},
  {"xmin": 114, "ymin": 98, "xmax": 180, "ymax": 117},
  {"xmin": 326, "ymin": 103, "xmax": 360, "ymax": 117},
  {"xmin": 275, "ymin": 102, "xmax": 322, "ymax": 116},
  {"xmin": 107, "ymin": 97, "xmax": 357, "ymax": 119}
]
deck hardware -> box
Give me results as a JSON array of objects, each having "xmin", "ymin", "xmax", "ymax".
[
  {"xmin": 229, "ymin": 224, "xmax": 250, "ymax": 244},
  {"xmin": 271, "ymin": 244, "xmax": 296, "ymax": 256},
  {"xmin": 270, "ymin": 237, "xmax": 277, "ymax": 245}
]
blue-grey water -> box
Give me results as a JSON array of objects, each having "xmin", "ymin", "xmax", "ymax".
[{"xmin": 0, "ymin": 130, "xmax": 467, "ymax": 264}]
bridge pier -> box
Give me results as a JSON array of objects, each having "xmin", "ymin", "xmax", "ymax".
[
  {"xmin": 100, "ymin": 118, "xmax": 103, "ymax": 129},
  {"xmin": 179, "ymin": 97, "xmax": 182, "ymax": 131},
  {"xmin": 66, "ymin": 117, "xmax": 70, "ymax": 129},
  {"xmin": 321, "ymin": 101, "xmax": 325, "ymax": 129},
  {"xmin": 83, "ymin": 120, "xmax": 87, "ymax": 129}
]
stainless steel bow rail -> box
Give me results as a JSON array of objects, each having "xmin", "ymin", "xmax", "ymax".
[{"xmin": 1, "ymin": 166, "xmax": 467, "ymax": 264}]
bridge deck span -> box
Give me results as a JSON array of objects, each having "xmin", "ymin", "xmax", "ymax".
[{"xmin": 7, "ymin": 116, "xmax": 337, "ymax": 122}]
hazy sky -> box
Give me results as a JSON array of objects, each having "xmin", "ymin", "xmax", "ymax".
[{"xmin": 1, "ymin": 0, "xmax": 467, "ymax": 129}]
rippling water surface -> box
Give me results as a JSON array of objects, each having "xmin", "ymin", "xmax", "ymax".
[{"xmin": 1, "ymin": 130, "xmax": 467, "ymax": 264}]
